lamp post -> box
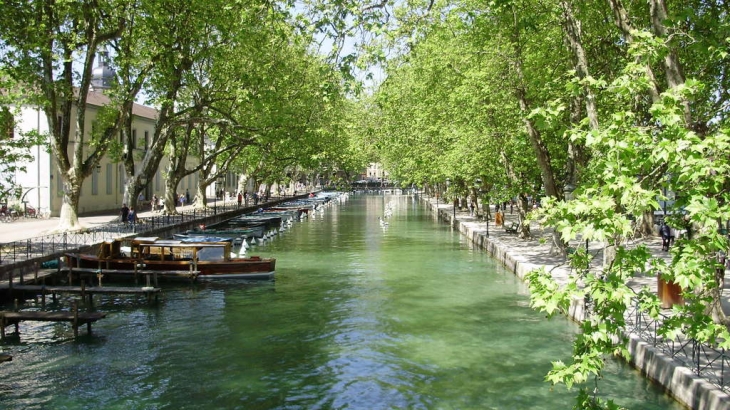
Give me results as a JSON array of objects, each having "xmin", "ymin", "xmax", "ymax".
[
  {"xmin": 446, "ymin": 178, "xmax": 455, "ymax": 220},
  {"xmin": 215, "ymin": 177, "xmax": 224, "ymax": 214},
  {"xmin": 475, "ymin": 178, "xmax": 487, "ymax": 237}
]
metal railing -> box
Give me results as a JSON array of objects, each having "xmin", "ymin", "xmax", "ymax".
[
  {"xmin": 623, "ymin": 298, "xmax": 730, "ymax": 391},
  {"xmin": 0, "ymin": 197, "xmax": 289, "ymax": 270}
]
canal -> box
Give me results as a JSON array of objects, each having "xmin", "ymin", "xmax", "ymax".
[{"xmin": 0, "ymin": 194, "xmax": 681, "ymax": 409}]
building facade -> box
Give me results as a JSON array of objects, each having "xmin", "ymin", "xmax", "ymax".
[{"xmin": 12, "ymin": 93, "xmax": 204, "ymax": 216}]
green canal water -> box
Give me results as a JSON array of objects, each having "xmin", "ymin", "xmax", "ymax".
[{"xmin": 0, "ymin": 194, "xmax": 682, "ymax": 409}]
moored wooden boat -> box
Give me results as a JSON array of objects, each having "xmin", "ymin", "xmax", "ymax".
[
  {"xmin": 179, "ymin": 224, "xmax": 265, "ymax": 239},
  {"xmin": 229, "ymin": 214, "xmax": 283, "ymax": 226},
  {"xmin": 65, "ymin": 237, "xmax": 275, "ymax": 281}
]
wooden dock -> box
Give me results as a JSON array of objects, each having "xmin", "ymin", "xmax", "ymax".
[
  {"xmin": 6, "ymin": 284, "xmax": 162, "ymax": 305},
  {"xmin": 0, "ymin": 310, "xmax": 107, "ymax": 340},
  {"xmin": 61, "ymin": 267, "xmax": 199, "ymax": 286}
]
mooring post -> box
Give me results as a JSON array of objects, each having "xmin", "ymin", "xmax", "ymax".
[
  {"xmin": 68, "ymin": 258, "xmax": 73, "ymax": 286},
  {"xmin": 72, "ymin": 301, "xmax": 79, "ymax": 338}
]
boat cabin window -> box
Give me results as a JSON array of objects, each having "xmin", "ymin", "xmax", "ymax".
[{"xmin": 197, "ymin": 246, "xmax": 226, "ymax": 261}]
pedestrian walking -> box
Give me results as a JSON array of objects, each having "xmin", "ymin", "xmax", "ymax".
[
  {"xmin": 186, "ymin": 189, "xmax": 190, "ymax": 205},
  {"xmin": 660, "ymin": 222, "xmax": 672, "ymax": 251},
  {"xmin": 237, "ymin": 192, "xmax": 242, "ymax": 206}
]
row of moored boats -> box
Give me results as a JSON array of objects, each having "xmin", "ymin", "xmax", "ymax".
[{"xmin": 64, "ymin": 192, "xmax": 348, "ymax": 282}]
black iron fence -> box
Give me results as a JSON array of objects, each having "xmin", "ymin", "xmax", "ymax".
[{"xmin": 624, "ymin": 298, "xmax": 730, "ymax": 392}]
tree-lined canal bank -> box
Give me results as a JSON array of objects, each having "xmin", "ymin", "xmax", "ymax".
[{"xmin": 0, "ymin": 195, "xmax": 680, "ymax": 409}]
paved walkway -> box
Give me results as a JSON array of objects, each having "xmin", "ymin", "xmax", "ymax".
[
  {"xmin": 430, "ymin": 197, "xmax": 730, "ymax": 309},
  {"xmin": 0, "ymin": 200, "xmax": 229, "ymax": 243}
]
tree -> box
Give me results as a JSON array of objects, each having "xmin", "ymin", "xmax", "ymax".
[{"xmin": 0, "ymin": 0, "xmax": 129, "ymax": 230}]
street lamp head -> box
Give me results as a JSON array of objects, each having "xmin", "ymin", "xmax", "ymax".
[
  {"xmin": 446, "ymin": 178, "xmax": 451, "ymax": 187},
  {"xmin": 563, "ymin": 183, "xmax": 575, "ymax": 200}
]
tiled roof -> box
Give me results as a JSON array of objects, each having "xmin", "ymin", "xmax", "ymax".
[{"xmin": 86, "ymin": 90, "xmax": 158, "ymax": 120}]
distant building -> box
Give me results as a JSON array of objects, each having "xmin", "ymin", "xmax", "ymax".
[{"xmin": 363, "ymin": 163, "xmax": 388, "ymax": 183}]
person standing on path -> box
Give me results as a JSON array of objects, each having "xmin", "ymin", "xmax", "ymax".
[
  {"xmin": 120, "ymin": 203, "xmax": 129, "ymax": 224},
  {"xmin": 237, "ymin": 192, "xmax": 242, "ymax": 207},
  {"xmin": 127, "ymin": 207, "xmax": 138, "ymax": 226}
]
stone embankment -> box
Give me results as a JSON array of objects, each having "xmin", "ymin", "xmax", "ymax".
[{"xmin": 422, "ymin": 194, "xmax": 730, "ymax": 410}]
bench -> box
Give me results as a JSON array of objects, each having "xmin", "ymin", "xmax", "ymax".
[{"xmin": 505, "ymin": 221, "xmax": 519, "ymax": 234}]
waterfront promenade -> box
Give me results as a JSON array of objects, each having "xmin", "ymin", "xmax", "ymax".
[
  {"xmin": 0, "ymin": 202, "xmax": 200, "ymax": 244},
  {"xmin": 426, "ymin": 195, "xmax": 730, "ymax": 410}
]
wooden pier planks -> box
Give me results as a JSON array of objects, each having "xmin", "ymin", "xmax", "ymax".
[
  {"xmin": 8, "ymin": 285, "xmax": 161, "ymax": 294},
  {"xmin": 0, "ymin": 310, "xmax": 107, "ymax": 340},
  {"xmin": 7, "ymin": 284, "xmax": 162, "ymax": 305}
]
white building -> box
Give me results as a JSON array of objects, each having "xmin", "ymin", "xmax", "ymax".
[
  {"xmin": 364, "ymin": 163, "xmax": 388, "ymax": 182},
  {"xmin": 9, "ymin": 57, "xmax": 202, "ymax": 216}
]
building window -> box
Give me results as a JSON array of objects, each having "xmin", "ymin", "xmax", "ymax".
[
  {"xmin": 119, "ymin": 165, "xmax": 124, "ymax": 194},
  {"xmin": 91, "ymin": 167, "xmax": 99, "ymax": 195},
  {"xmin": 57, "ymin": 172, "xmax": 63, "ymax": 197},
  {"xmin": 131, "ymin": 129, "xmax": 137, "ymax": 149},
  {"xmin": 144, "ymin": 130, "xmax": 149, "ymax": 150},
  {"xmin": 106, "ymin": 164, "xmax": 113, "ymax": 194}
]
